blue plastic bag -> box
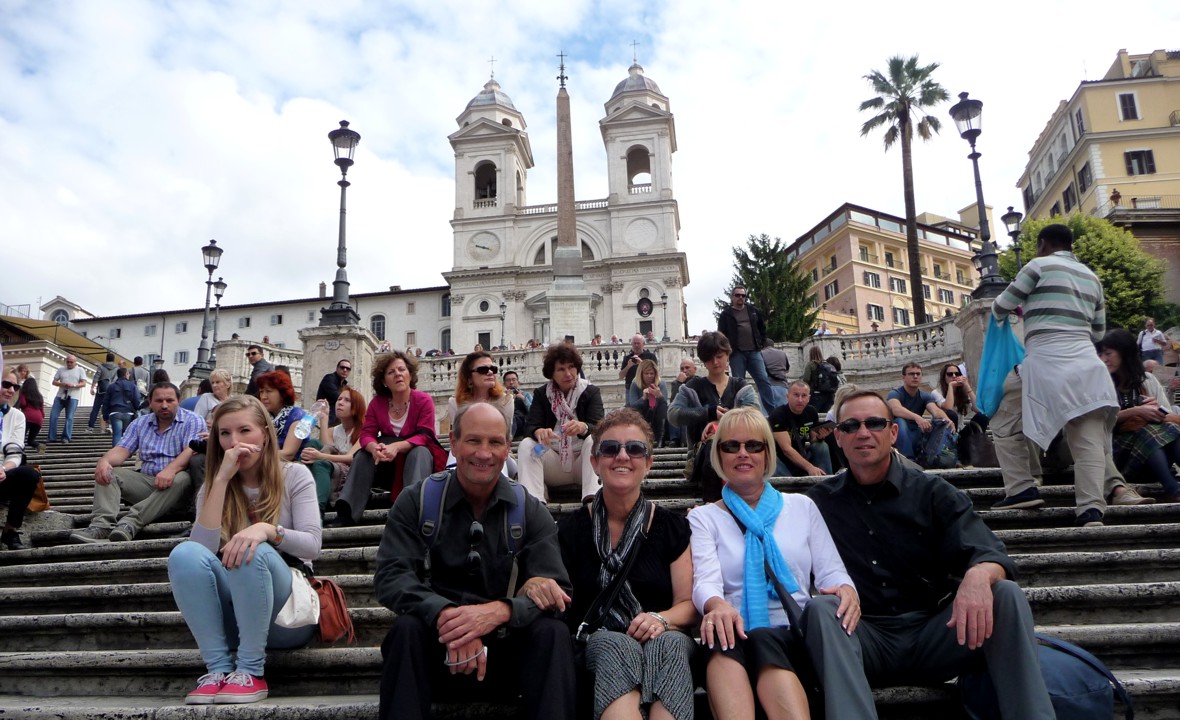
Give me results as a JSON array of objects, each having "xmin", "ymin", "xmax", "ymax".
[{"xmin": 976, "ymin": 314, "xmax": 1025, "ymax": 416}]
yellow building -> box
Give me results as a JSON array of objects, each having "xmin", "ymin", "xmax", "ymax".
[
  {"xmin": 1017, "ymin": 48, "xmax": 1180, "ymax": 299},
  {"xmin": 786, "ymin": 203, "xmax": 981, "ymax": 334}
]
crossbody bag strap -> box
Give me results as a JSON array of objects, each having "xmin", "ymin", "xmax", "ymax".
[
  {"xmin": 575, "ymin": 505, "xmax": 652, "ymax": 641},
  {"xmin": 723, "ymin": 504, "xmax": 806, "ymax": 642}
]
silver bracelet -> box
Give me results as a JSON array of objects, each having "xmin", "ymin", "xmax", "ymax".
[
  {"xmin": 648, "ymin": 611, "xmax": 670, "ymax": 630},
  {"xmin": 443, "ymin": 645, "xmax": 487, "ymax": 666}
]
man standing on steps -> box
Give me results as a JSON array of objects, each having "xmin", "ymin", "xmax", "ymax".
[
  {"xmin": 48, "ymin": 355, "xmax": 87, "ymax": 444},
  {"xmin": 992, "ymin": 223, "xmax": 1152, "ymax": 527},
  {"xmin": 617, "ymin": 333, "xmax": 656, "ymax": 393},
  {"xmin": 374, "ymin": 402, "xmax": 575, "ymax": 720},
  {"xmin": 243, "ymin": 345, "xmax": 274, "ymax": 397},
  {"xmin": 717, "ymin": 286, "xmax": 775, "ymax": 415},
  {"xmin": 88, "ymin": 353, "xmax": 118, "ymax": 434},
  {"xmin": 805, "ymin": 390, "xmax": 1054, "ymax": 719},
  {"xmin": 70, "ymin": 382, "xmax": 206, "ymax": 544}
]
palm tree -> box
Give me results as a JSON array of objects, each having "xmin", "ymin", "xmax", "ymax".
[{"xmin": 859, "ymin": 55, "xmax": 948, "ymax": 325}]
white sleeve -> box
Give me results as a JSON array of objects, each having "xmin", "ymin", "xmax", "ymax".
[{"xmin": 688, "ymin": 506, "xmax": 727, "ymax": 615}]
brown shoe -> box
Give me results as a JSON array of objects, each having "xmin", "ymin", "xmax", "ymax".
[{"xmin": 1109, "ymin": 487, "xmax": 1156, "ymax": 506}]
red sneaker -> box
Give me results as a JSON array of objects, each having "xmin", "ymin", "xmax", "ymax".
[
  {"xmin": 214, "ymin": 671, "xmax": 268, "ymax": 704},
  {"xmin": 184, "ymin": 672, "xmax": 226, "ymax": 705}
]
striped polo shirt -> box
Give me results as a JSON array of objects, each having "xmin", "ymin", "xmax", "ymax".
[
  {"xmin": 992, "ymin": 251, "xmax": 1105, "ymax": 342},
  {"xmin": 117, "ymin": 407, "xmax": 207, "ymax": 476}
]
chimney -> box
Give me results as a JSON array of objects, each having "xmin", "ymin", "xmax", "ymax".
[
  {"xmin": 319, "ymin": 282, "xmax": 327, "ymax": 299},
  {"xmin": 390, "ymin": 285, "xmax": 402, "ymax": 292}
]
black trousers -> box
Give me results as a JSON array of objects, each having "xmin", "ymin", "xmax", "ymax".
[
  {"xmin": 379, "ymin": 614, "xmax": 576, "ymax": 720},
  {"xmin": 0, "ymin": 465, "xmax": 39, "ymax": 528}
]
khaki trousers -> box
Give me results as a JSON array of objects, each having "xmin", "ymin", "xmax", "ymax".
[
  {"xmin": 516, "ymin": 438, "xmax": 599, "ymax": 502},
  {"xmin": 91, "ymin": 467, "xmax": 192, "ymax": 531}
]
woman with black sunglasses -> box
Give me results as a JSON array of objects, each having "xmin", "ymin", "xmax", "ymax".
[
  {"xmin": 446, "ymin": 351, "xmax": 514, "ymax": 435},
  {"xmin": 556, "ymin": 409, "xmax": 697, "ymax": 720},
  {"xmin": 934, "ymin": 363, "xmax": 976, "ymax": 428},
  {"xmin": 689, "ymin": 407, "xmax": 859, "ymax": 720}
]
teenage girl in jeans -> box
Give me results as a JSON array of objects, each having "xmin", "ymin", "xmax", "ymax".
[{"xmin": 167, "ymin": 395, "xmax": 322, "ymax": 704}]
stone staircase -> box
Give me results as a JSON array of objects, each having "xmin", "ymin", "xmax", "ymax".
[{"xmin": 1, "ymin": 414, "xmax": 1179, "ymax": 718}]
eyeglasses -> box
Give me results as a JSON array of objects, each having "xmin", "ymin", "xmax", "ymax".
[
  {"xmin": 904, "ymin": 371, "xmax": 922, "ymax": 377},
  {"xmin": 718, "ymin": 439, "xmax": 768, "ymax": 454},
  {"xmin": 466, "ymin": 521, "xmax": 484, "ymax": 575},
  {"xmin": 836, "ymin": 417, "xmax": 892, "ymax": 434},
  {"xmin": 472, "ymin": 365, "xmax": 499, "ymax": 376},
  {"xmin": 337, "ymin": 365, "xmax": 351, "ymax": 371},
  {"xmin": 0, "ymin": 380, "xmax": 19, "ymax": 390},
  {"xmin": 246, "ymin": 352, "xmax": 260, "ymax": 358},
  {"xmin": 596, "ymin": 439, "xmax": 651, "ymax": 458}
]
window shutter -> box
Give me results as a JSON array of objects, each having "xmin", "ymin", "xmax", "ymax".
[
  {"xmin": 1125, "ymin": 152, "xmax": 1135, "ymax": 175},
  {"xmin": 1146, "ymin": 150, "xmax": 1156, "ymax": 174}
]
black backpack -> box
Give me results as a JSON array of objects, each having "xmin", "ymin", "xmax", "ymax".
[{"xmin": 813, "ymin": 362, "xmax": 838, "ymax": 394}]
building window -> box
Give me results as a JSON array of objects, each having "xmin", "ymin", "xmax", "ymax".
[
  {"xmin": 441, "ymin": 294, "xmax": 452, "ymax": 318},
  {"xmin": 1124, "ymin": 150, "xmax": 1156, "ymax": 176},
  {"xmin": 146, "ymin": 353, "xmax": 160, "ymax": 367},
  {"xmin": 307, "ymin": 310, "xmax": 315, "ymax": 322},
  {"xmin": 144, "ymin": 324, "xmax": 157, "ymax": 337},
  {"xmin": 175, "ymin": 321, "xmax": 188, "ymax": 334},
  {"xmin": 1063, "ymin": 183, "xmax": 1077, "ymax": 213},
  {"xmin": 823, "ymin": 281, "xmax": 839, "ymax": 301},
  {"xmin": 939, "ymin": 288, "xmax": 954, "ymax": 304},
  {"xmin": 406, "ymin": 331, "xmax": 416, "ymax": 347},
  {"xmin": 407, "ymin": 302, "xmax": 415, "ymax": 315},
  {"xmin": 922, "ymin": 284, "xmax": 931, "ymax": 300},
  {"xmin": 1118, "ymin": 93, "xmax": 1139, "ymax": 121},
  {"xmin": 890, "ymin": 277, "xmax": 907, "ymax": 294},
  {"xmin": 238, "ymin": 317, "xmax": 251, "ymax": 328},
  {"xmin": 809, "ymin": 294, "xmax": 818, "ymax": 309},
  {"xmin": 270, "ymin": 314, "xmax": 283, "ymax": 326},
  {"xmin": 110, "ymin": 328, "xmax": 122, "ymax": 339},
  {"xmin": 884, "ymin": 251, "xmax": 895, "ymax": 268},
  {"xmin": 866, "ymin": 304, "xmax": 884, "ymax": 322},
  {"xmin": 862, "ymin": 271, "xmax": 881, "ymax": 288},
  {"xmin": 174, "ymin": 351, "xmax": 189, "ymax": 364},
  {"xmin": 477, "ymin": 331, "xmax": 492, "ymax": 350},
  {"xmin": 859, "ymin": 246, "xmax": 871, "ymax": 262},
  {"xmin": 1075, "ymin": 108, "xmax": 1085, "ymax": 135},
  {"xmin": 479, "ymin": 300, "xmax": 490, "ymax": 313},
  {"xmin": 1050, "ymin": 202, "xmax": 1061, "ymax": 217},
  {"xmin": 440, "ymin": 328, "xmax": 451, "ymax": 351},
  {"xmin": 51, "ymin": 309, "xmax": 69, "ymax": 325},
  {"xmin": 370, "ymin": 314, "xmax": 386, "ymax": 341},
  {"xmin": 956, "ymin": 270, "xmax": 967, "ymax": 285},
  {"xmin": 828, "ymin": 255, "xmax": 837, "ymax": 270},
  {"xmin": 892, "ymin": 308, "xmax": 910, "ymax": 326},
  {"xmin": 1078, "ymin": 163, "xmax": 1092, "ymax": 194},
  {"xmin": 809, "ymin": 268, "xmax": 819, "ymax": 284},
  {"xmin": 933, "ymin": 263, "xmax": 942, "ymax": 279},
  {"xmin": 1023, "ymin": 185, "xmax": 1035, "ymax": 210}
]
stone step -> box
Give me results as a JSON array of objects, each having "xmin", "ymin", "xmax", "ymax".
[
  {"xmin": 996, "ymin": 522, "xmax": 1180, "ymax": 553},
  {"xmin": 1011, "ymin": 548, "xmax": 1180, "ymax": 587},
  {"xmin": 1027, "ymin": 582, "xmax": 1180, "ymax": 624}
]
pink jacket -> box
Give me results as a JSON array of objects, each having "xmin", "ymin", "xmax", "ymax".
[{"xmin": 360, "ymin": 389, "xmax": 446, "ymax": 472}]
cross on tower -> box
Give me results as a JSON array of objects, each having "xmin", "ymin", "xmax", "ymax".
[
  {"xmin": 488, "ymin": 55, "xmax": 496, "ymax": 79},
  {"xmin": 557, "ymin": 51, "xmax": 568, "ymax": 88},
  {"xmin": 631, "ymin": 40, "xmax": 640, "ymax": 63}
]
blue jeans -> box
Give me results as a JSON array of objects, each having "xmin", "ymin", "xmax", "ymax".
[
  {"xmin": 1142, "ymin": 349, "xmax": 1164, "ymax": 364},
  {"xmin": 88, "ymin": 393, "xmax": 107, "ymax": 428},
  {"xmin": 109, "ymin": 412, "xmax": 135, "ymax": 447},
  {"xmin": 775, "ymin": 440, "xmax": 832, "ymax": 476},
  {"xmin": 728, "ymin": 350, "xmax": 775, "ymax": 415},
  {"xmin": 167, "ymin": 541, "xmax": 315, "ymax": 677},
  {"xmin": 48, "ymin": 396, "xmax": 78, "ymax": 441}
]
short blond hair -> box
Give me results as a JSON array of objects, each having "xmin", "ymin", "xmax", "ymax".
[{"xmin": 709, "ymin": 407, "xmax": 775, "ymax": 482}]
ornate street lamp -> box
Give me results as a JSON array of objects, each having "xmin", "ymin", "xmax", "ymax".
[
  {"xmin": 189, "ymin": 239, "xmax": 223, "ymax": 379},
  {"xmin": 949, "ymin": 92, "xmax": 1005, "ymax": 299},
  {"xmin": 320, "ymin": 120, "xmax": 362, "ymax": 325},
  {"xmin": 1001, "ymin": 206, "xmax": 1024, "ymax": 271},
  {"xmin": 499, "ymin": 301, "xmax": 507, "ymax": 350},
  {"xmin": 210, "ymin": 277, "xmax": 227, "ymax": 364},
  {"xmin": 660, "ymin": 292, "xmax": 669, "ymax": 341}
]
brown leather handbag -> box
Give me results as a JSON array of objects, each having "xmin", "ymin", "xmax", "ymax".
[{"xmin": 310, "ymin": 574, "xmax": 355, "ymax": 644}]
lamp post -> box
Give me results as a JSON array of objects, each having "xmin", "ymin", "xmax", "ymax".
[
  {"xmin": 189, "ymin": 239, "xmax": 224, "ymax": 379},
  {"xmin": 210, "ymin": 277, "xmax": 227, "ymax": 364},
  {"xmin": 499, "ymin": 301, "xmax": 507, "ymax": 350},
  {"xmin": 1001, "ymin": 206, "xmax": 1024, "ymax": 271},
  {"xmin": 660, "ymin": 291, "xmax": 669, "ymax": 341},
  {"xmin": 949, "ymin": 92, "xmax": 1005, "ymax": 300},
  {"xmin": 320, "ymin": 120, "xmax": 362, "ymax": 325}
]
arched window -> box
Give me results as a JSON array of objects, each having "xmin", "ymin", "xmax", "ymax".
[
  {"xmin": 51, "ymin": 309, "xmax": 69, "ymax": 325},
  {"xmin": 626, "ymin": 146, "xmax": 652, "ymax": 192},
  {"xmin": 440, "ymin": 328, "xmax": 452, "ymax": 352},
  {"xmin": 441, "ymin": 294, "xmax": 452, "ymax": 317},
  {"xmin": 474, "ymin": 162, "xmax": 497, "ymax": 201},
  {"xmin": 370, "ymin": 314, "xmax": 386, "ymax": 341}
]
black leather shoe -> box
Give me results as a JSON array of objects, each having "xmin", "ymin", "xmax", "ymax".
[
  {"xmin": 325, "ymin": 502, "xmax": 354, "ymax": 528},
  {"xmin": 1, "ymin": 530, "xmax": 26, "ymax": 551}
]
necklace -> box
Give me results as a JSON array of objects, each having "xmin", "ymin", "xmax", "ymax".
[{"xmin": 389, "ymin": 397, "xmax": 409, "ymax": 417}]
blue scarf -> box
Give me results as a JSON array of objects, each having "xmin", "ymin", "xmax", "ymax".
[{"xmin": 722, "ymin": 482, "xmax": 800, "ymax": 630}]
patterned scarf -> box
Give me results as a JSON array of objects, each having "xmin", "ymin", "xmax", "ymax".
[
  {"xmin": 272, "ymin": 405, "xmax": 294, "ymax": 439},
  {"xmin": 547, "ymin": 377, "xmax": 588, "ymax": 472},
  {"xmin": 722, "ymin": 482, "xmax": 800, "ymax": 630},
  {"xmin": 592, "ymin": 491, "xmax": 650, "ymax": 632}
]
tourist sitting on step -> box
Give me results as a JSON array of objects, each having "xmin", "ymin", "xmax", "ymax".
[
  {"xmin": 691, "ymin": 407, "xmax": 859, "ymax": 720},
  {"xmin": 167, "ymin": 395, "xmax": 321, "ymax": 705},
  {"xmin": 885, "ymin": 363, "xmax": 954, "ymax": 465},
  {"xmin": 70, "ymin": 382, "xmax": 206, "ymax": 544},
  {"xmin": 375, "ymin": 402, "xmax": 576, "ymax": 720},
  {"xmin": 625, "ymin": 359, "xmax": 669, "ymax": 447},
  {"xmin": 557, "ymin": 410, "xmax": 698, "ymax": 720},
  {"xmin": 1099, "ymin": 329, "xmax": 1180, "ymax": 503},
  {"xmin": 668, "ymin": 332, "xmax": 760, "ymax": 450},
  {"xmin": 445, "ymin": 351, "xmax": 517, "ymax": 476},
  {"xmin": 329, "ymin": 351, "xmax": 446, "ymax": 527},
  {"xmin": 807, "ymin": 390, "xmax": 1055, "ymax": 720},
  {"xmin": 930, "ymin": 362, "xmax": 977, "ymax": 430},
  {"xmin": 517, "ymin": 342, "xmax": 604, "ymax": 503},
  {"xmin": 300, "ymin": 386, "xmax": 366, "ymax": 511},
  {"xmin": 769, "ymin": 380, "xmax": 833, "ymax": 477},
  {"xmin": 0, "ymin": 369, "xmax": 42, "ymax": 550},
  {"xmin": 193, "ymin": 369, "xmax": 232, "ymax": 423},
  {"xmin": 102, "ymin": 367, "xmax": 141, "ymax": 448}
]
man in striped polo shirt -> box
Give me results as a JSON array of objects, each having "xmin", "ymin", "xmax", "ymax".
[
  {"xmin": 991, "ymin": 223, "xmax": 1151, "ymax": 526},
  {"xmin": 70, "ymin": 382, "xmax": 207, "ymax": 543}
]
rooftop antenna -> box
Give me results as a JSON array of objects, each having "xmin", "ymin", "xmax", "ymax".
[{"xmin": 557, "ymin": 51, "xmax": 567, "ymax": 88}]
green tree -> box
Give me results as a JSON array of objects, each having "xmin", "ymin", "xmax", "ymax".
[
  {"xmin": 713, "ymin": 234, "xmax": 819, "ymax": 342},
  {"xmin": 859, "ymin": 55, "xmax": 949, "ymax": 325},
  {"xmin": 998, "ymin": 213, "xmax": 1166, "ymax": 330}
]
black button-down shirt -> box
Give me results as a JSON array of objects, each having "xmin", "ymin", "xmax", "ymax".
[{"xmin": 806, "ymin": 456, "xmax": 1016, "ymax": 617}]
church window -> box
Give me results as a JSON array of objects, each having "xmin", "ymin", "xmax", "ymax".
[
  {"xmin": 370, "ymin": 315, "xmax": 386, "ymax": 341},
  {"xmin": 502, "ymin": 118, "xmax": 512, "ymax": 127},
  {"xmin": 440, "ymin": 328, "xmax": 451, "ymax": 351},
  {"xmin": 441, "ymin": 295, "xmax": 452, "ymax": 317},
  {"xmin": 479, "ymin": 300, "xmax": 490, "ymax": 313},
  {"xmin": 474, "ymin": 162, "xmax": 497, "ymax": 202},
  {"xmin": 626, "ymin": 146, "xmax": 652, "ymax": 193},
  {"xmin": 534, "ymin": 244, "xmax": 547, "ymax": 265},
  {"xmin": 639, "ymin": 288, "xmax": 650, "ymax": 299},
  {"xmin": 51, "ymin": 309, "xmax": 69, "ymax": 325}
]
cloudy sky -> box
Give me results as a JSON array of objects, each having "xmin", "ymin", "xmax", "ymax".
[{"xmin": 2, "ymin": 0, "xmax": 1177, "ymax": 335}]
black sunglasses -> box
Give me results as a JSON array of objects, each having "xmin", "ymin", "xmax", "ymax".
[
  {"xmin": 1, "ymin": 380, "xmax": 20, "ymax": 390},
  {"xmin": 472, "ymin": 365, "xmax": 500, "ymax": 376},
  {"xmin": 466, "ymin": 521, "xmax": 484, "ymax": 575},
  {"xmin": 945, "ymin": 370, "xmax": 961, "ymax": 377},
  {"xmin": 596, "ymin": 439, "xmax": 651, "ymax": 458},
  {"xmin": 732, "ymin": 293, "xmax": 747, "ymax": 298},
  {"xmin": 836, "ymin": 417, "xmax": 891, "ymax": 434},
  {"xmin": 337, "ymin": 365, "xmax": 351, "ymax": 371},
  {"xmin": 718, "ymin": 439, "xmax": 768, "ymax": 454}
]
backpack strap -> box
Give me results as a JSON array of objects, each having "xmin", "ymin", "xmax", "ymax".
[
  {"xmin": 503, "ymin": 480, "xmax": 527, "ymax": 596},
  {"xmin": 1036, "ymin": 634, "xmax": 1134, "ymax": 720},
  {"xmin": 418, "ymin": 470, "xmax": 454, "ymax": 575}
]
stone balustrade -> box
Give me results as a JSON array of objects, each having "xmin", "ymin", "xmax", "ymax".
[{"xmin": 213, "ymin": 338, "xmax": 304, "ymax": 395}]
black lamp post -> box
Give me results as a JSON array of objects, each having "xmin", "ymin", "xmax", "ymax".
[
  {"xmin": 660, "ymin": 291, "xmax": 669, "ymax": 341},
  {"xmin": 1001, "ymin": 206, "xmax": 1024, "ymax": 271},
  {"xmin": 189, "ymin": 239, "xmax": 224, "ymax": 379},
  {"xmin": 210, "ymin": 277, "xmax": 227, "ymax": 364},
  {"xmin": 320, "ymin": 120, "xmax": 362, "ymax": 325},
  {"xmin": 949, "ymin": 92, "xmax": 1005, "ymax": 299},
  {"xmin": 499, "ymin": 301, "xmax": 507, "ymax": 350}
]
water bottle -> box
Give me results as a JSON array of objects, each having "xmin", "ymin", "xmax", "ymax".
[{"xmin": 293, "ymin": 400, "xmax": 329, "ymax": 440}]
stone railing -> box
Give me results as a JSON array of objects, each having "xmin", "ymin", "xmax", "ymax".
[
  {"xmin": 831, "ymin": 316, "xmax": 960, "ymax": 367},
  {"xmin": 213, "ymin": 339, "xmax": 304, "ymax": 397}
]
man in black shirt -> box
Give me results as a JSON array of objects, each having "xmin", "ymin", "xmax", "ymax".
[
  {"xmin": 315, "ymin": 358, "xmax": 351, "ymax": 425},
  {"xmin": 805, "ymin": 390, "xmax": 1053, "ymax": 719},
  {"xmin": 716, "ymin": 286, "xmax": 774, "ymax": 414},
  {"xmin": 617, "ymin": 334, "xmax": 657, "ymax": 392},
  {"xmin": 374, "ymin": 403, "xmax": 575, "ymax": 720},
  {"xmin": 768, "ymin": 380, "xmax": 831, "ymax": 476}
]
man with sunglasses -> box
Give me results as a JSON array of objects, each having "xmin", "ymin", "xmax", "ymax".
[
  {"xmin": 243, "ymin": 345, "xmax": 274, "ymax": 398},
  {"xmin": 717, "ymin": 286, "xmax": 775, "ymax": 415},
  {"xmin": 805, "ymin": 390, "xmax": 1054, "ymax": 719},
  {"xmin": 374, "ymin": 402, "xmax": 575, "ymax": 720},
  {"xmin": 315, "ymin": 359, "xmax": 352, "ymax": 425}
]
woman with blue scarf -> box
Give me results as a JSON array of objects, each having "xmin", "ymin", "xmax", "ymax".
[{"xmin": 688, "ymin": 408, "xmax": 859, "ymax": 720}]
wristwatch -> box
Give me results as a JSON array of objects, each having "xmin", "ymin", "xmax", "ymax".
[{"xmin": 273, "ymin": 524, "xmax": 286, "ymax": 546}]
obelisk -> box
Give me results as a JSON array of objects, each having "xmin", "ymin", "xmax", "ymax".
[{"xmin": 547, "ymin": 53, "xmax": 592, "ymax": 344}]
